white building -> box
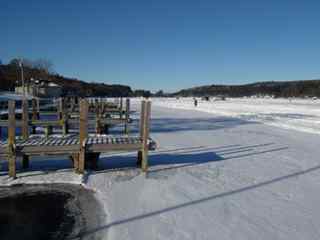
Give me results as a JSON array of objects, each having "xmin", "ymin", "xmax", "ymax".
[{"xmin": 15, "ymin": 79, "xmax": 62, "ymax": 98}]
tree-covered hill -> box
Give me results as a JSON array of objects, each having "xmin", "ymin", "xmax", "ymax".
[
  {"xmin": 0, "ymin": 60, "xmax": 132, "ymax": 97},
  {"xmin": 173, "ymin": 80, "xmax": 320, "ymax": 98}
]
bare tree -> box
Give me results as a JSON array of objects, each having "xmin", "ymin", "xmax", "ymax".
[{"xmin": 32, "ymin": 58, "xmax": 54, "ymax": 74}]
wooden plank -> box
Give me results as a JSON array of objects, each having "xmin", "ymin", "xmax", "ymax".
[
  {"xmin": 20, "ymin": 145, "xmax": 79, "ymax": 155},
  {"xmin": 8, "ymin": 100, "xmax": 16, "ymax": 178}
]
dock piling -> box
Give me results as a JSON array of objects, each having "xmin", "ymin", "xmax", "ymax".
[
  {"xmin": 140, "ymin": 100, "xmax": 151, "ymax": 172},
  {"xmin": 78, "ymin": 99, "xmax": 88, "ymax": 173}
]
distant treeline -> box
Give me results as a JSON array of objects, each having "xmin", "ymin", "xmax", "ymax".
[
  {"xmin": 172, "ymin": 80, "xmax": 320, "ymax": 98},
  {"xmin": 0, "ymin": 59, "xmax": 151, "ymax": 97}
]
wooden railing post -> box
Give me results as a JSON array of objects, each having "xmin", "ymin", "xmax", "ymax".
[
  {"xmin": 124, "ymin": 98, "xmax": 130, "ymax": 134},
  {"xmin": 8, "ymin": 100, "xmax": 16, "ymax": 178},
  {"xmin": 22, "ymin": 99, "xmax": 29, "ymax": 140},
  {"xmin": 141, "ymin": 100, "xmax": 151, "ymax": 172},
  {"xmin": 78, "ymin": 99, "xmax": 88, "ymax": 173}
]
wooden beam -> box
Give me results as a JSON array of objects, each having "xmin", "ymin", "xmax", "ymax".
[
  {"xmin": 8, "ymin": 100, "xmax": 16, "ymax": 178},
  {"xmin": 78, "ymin": 99, "xmax": 88, "ymax": 173},
  {"xmin": 141, "ymin": 100, "xmax": 151, "ymax": 172}
]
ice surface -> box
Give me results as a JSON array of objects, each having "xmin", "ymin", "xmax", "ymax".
[{"xmin": 1, "ymin": 98, "xmax": 320, "ymax": 240}]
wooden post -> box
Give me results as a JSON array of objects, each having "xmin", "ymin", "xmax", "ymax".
[
  {"xmin": 137, "ymin": 100, "xmax": 145, "ymax": 166},
  {"xmin": 31, "ymin": 98, "xmax": 39, "ymax": 134},
  {"xmin": 58, "ymin": 97, "xmax": 64, "ymax": 120},
  {"xmin": 45, "ymin": 126, "xmax": 53, "ymax": 138},
  {"xmin": 71, "ymin": 153, "xmax": 79, "ymax": 170},
  {"xmin": 62, "ymin": 102, "xmax": 69, "ymax": 135},
  {"xmin": 22, "ymin": 98, "xmax": 30, "ymax": 169},
  {"xmin": 70, "ymin": 97, "xmax": 75, "ymax": 112},
  {"xmin": 120, "ymin": 97, "xmax": 123, "ymax": 110},
  {"xmin": 141, "ymin": 100, "xmax": 151, "ymax": 172},
  {"xmin": 22, "ymin": 99, "xmax": 29, "ymax": 140},
  {"xmin": 119, "ymin": 97, "xmax": 123, "ymax": 119},
  {"xmin": 8, "ymin": 100, "xmax": 16, "ymax": 178},
  {"xmin": 78, "ymin": 99, "xmax": 88, "ymax": 173},
  {"xmin": 58, "ymin": 98, "xmax": 69, "ymax": 135},
  {"xmin": 95, "ymin": 101, "xmax": 103, "ymax": 134},
  {"xmin": 124, "ymin": 98, "xmax": 130, "ymax": 134},
  {"xmin": 36, "ymin": 98, "xmax": 40, "ymax": 115},
  {"xmin": 140, "ymin": 100, "xmax": 146, "ymax": 139}
]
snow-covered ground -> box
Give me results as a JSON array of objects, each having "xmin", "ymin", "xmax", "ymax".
[
  {"xmin": 152, "ymin": 97, "xmax": 320, "ymax": 135},
  {"xmin": 1, "ymin": 98, "xmax": 320, "ymax": 240}
]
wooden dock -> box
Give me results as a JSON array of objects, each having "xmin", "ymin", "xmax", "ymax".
[
  {"xmin": 0, "ymin": 97, "xmax": 132, "ymax": 136},
  {"xmin": 0, "ymin": 99, "xmax": 155, "ymax": 178}
]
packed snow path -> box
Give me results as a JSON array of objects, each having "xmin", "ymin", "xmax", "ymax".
[{"xmin": 1, "ymin": 101, "xmax": 320, "ymax": 240}]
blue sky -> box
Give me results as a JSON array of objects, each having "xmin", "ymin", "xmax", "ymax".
[{"xmin": 1, "ymin": 0, "xmax": 320, "ymax": 92}]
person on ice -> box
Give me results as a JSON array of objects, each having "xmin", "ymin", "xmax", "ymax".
[{"xmin": 194, "ymin": 98, "xmax": 198, "ymax": 107}]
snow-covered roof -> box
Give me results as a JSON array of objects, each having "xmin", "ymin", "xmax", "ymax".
[
  {"xmin": 48, "ymin": 82, "xmax": 59, "ymax": 87},
  {"xmin": 0, "ymin": 92, "xmax": 34, "ymax": 101}
]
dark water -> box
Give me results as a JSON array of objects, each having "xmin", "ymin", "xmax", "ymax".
[
  {"xmin": 0, "ymin": 191, "xmax": 74, "ymax": 240},
  {"xmin": 0, "ymin": 184, "xmax": 106, "ymax": 240}
]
